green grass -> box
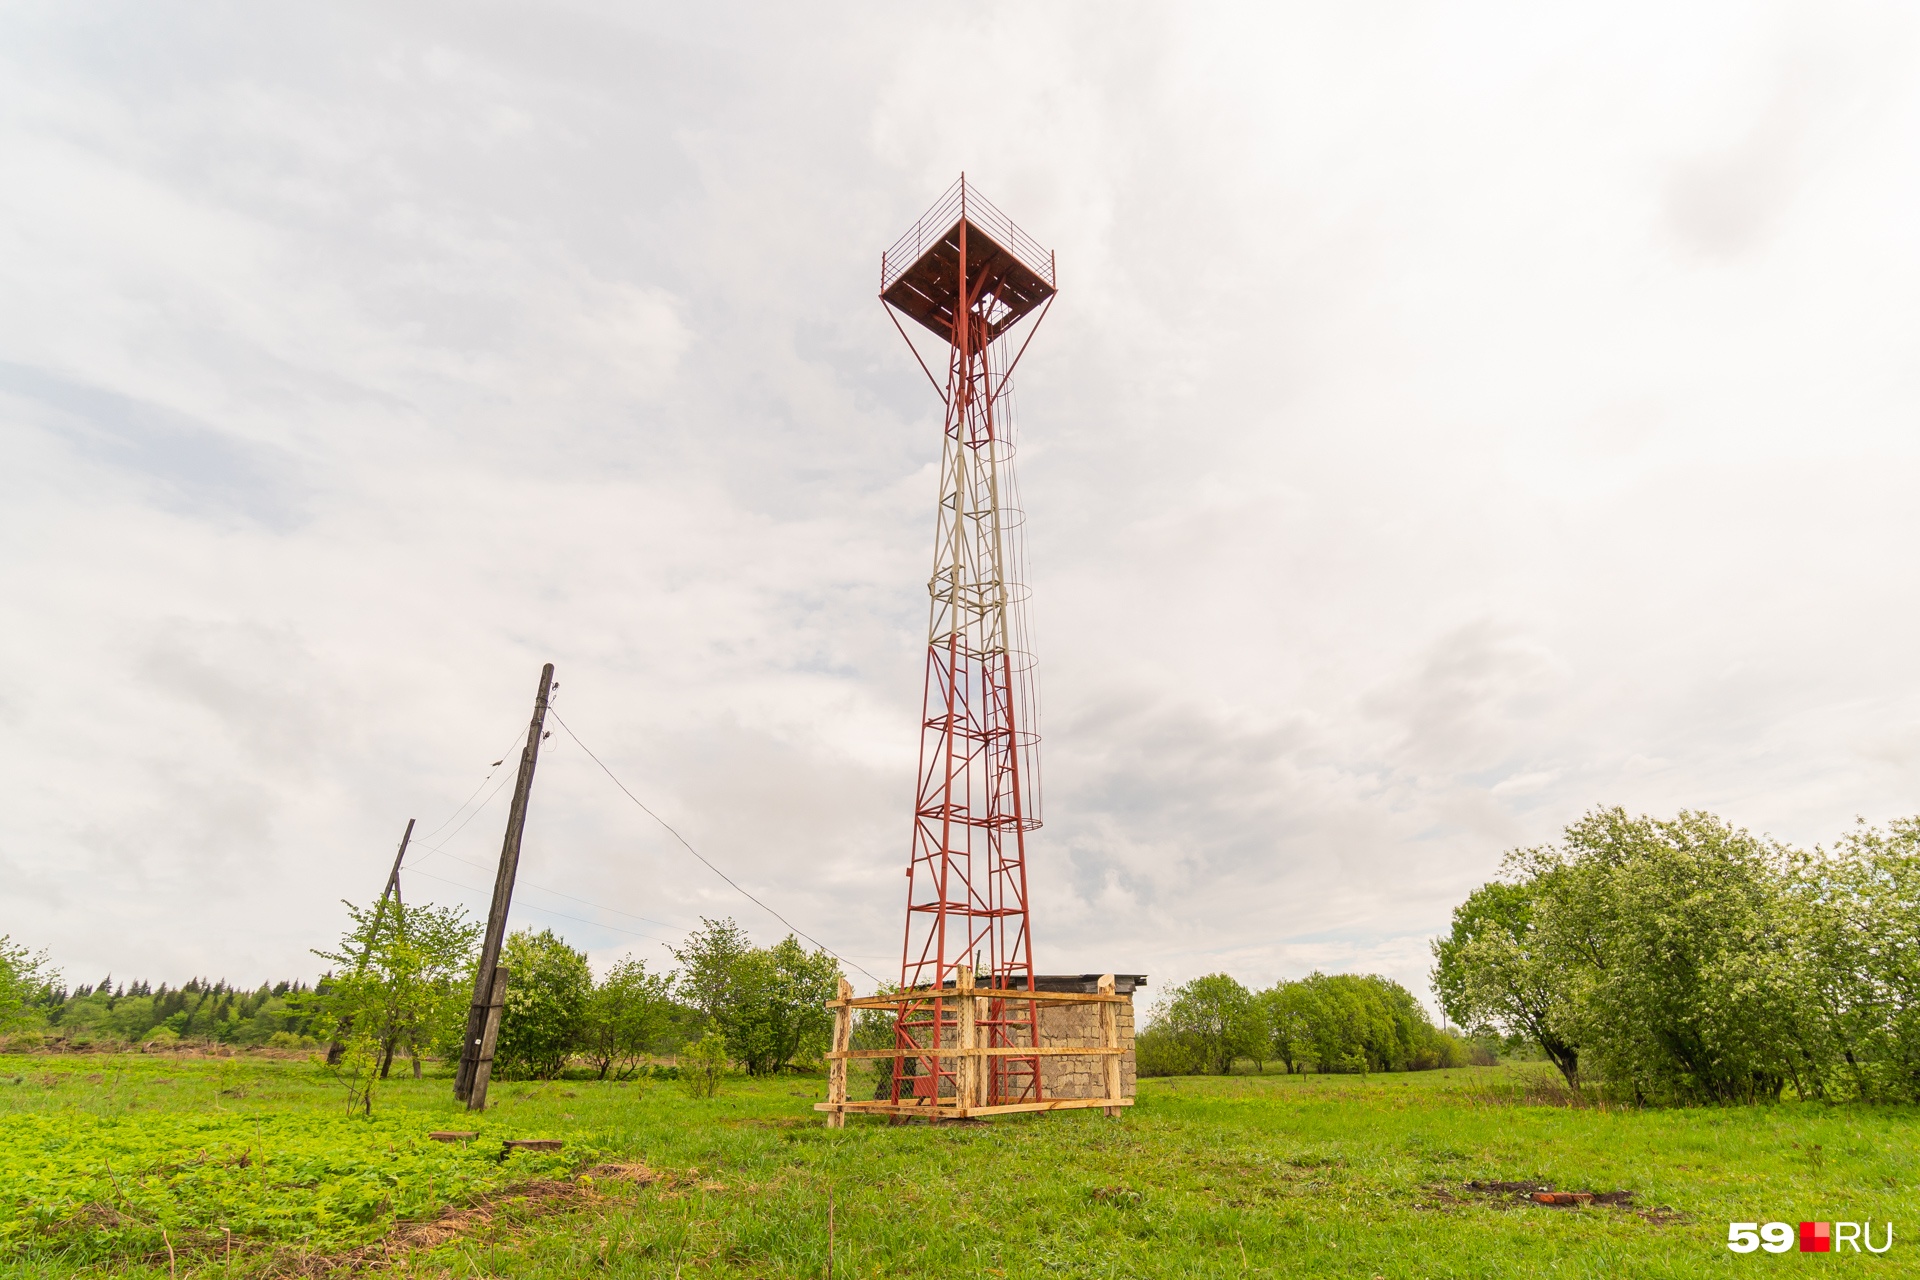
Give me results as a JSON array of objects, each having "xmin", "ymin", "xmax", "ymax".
[{"xmin": 2, "ymin": 1053, "xmax": 1914, "ymax": 1277}]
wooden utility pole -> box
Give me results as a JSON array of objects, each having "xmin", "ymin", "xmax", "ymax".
[
  {"xmin": 326, "ymin": 817, "xmax": 418, "ymax": 1068},
  {"xmin": 370, "ymin": 818, "xmax": 414, "ymax": 930},
  {"xmin": 368, "ymin": 818, "xmax": 416, "ymax": 1082},
  {"xmin": 454, "ymin": 662, "xmax": 555, "ymax": 1109}
]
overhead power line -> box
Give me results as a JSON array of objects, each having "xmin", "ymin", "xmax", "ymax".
[
  {"xmin": 404, "ymin": 867, "xmax": 679, "ymax": 948},
  {"xmin": 409, "ymin": 851, "xmax": 894, "ymax": 961},
  {"xmin": 418, "ymin": 723, "xmax": 530, "ymax": 843},
  {"xmin": 548, "ymin": 709, "xmax": 881, "ymax": 986},
  {"xmin": 410, "ymin": 843, "xmax": 685, "ymax": 933}
]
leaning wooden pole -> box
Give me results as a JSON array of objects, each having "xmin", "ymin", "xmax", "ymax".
[
  {"xmin": 454, "ymin": 663, "xmax": 555, "ymax": 1108},
  {"xmin": 368, "ymin": 818, "xmax": 416, "ymax": 1083},
  {"xmin": 369, "ymin": 817, "xmax": 415, "ymax": 934},
  {"xmin": 326, "ymin": 816, "xmax": 418, "ymax": 1068}
]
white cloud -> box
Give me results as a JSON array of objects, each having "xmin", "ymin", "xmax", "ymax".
[{"xmin": 3, "ymin": 1, "xmax": 1920, "ymax": 1010}]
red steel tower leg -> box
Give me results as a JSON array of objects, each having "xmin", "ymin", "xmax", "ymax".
[{"xmin": 879, "ymin": 178, "xmax": 1056, "ymax": 1109}]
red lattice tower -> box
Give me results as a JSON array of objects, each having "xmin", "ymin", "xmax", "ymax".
[{"xmin": 880, "ymin": 176, "xmax": 1056, "ymax": 1107}]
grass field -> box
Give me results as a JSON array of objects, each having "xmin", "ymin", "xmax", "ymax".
[{"xmin": 1, "ymin": 1053, "xmax": 1913, "ymax": 1278}]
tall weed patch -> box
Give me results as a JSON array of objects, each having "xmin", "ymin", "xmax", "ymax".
[{"xmin": 0, "ymin": 1109, "xmax": 573, "ymax": 1261}]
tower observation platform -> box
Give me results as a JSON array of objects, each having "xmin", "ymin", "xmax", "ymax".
[
  {"xmin": 881, "ymin": 179, "xmax": 1056, "ymax": 344},
  {"xmin": 815, "ymin": 177, "xmax": 1139, "ymax": 1127}
]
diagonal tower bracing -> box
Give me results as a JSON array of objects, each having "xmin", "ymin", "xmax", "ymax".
[{"xmin": 880, "ymin": 176, "xmax": 1056, "ymax": 1107}]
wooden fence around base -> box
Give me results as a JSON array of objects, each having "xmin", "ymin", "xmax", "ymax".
[
  {"xmin": 830, "ymin": 990, "xmax": 1128, "ymax": 1010},
  {"xmin": 821, "ymin": 970, "xmax": 1129, "ymax": 1126},
  {"xmin": 829, "ymin": 1045, "xmax": 1123, "ymax": 1060},
  {"xmin": 814, "ymin": 1096, "xmax": 1134, "ymax": 1120}
]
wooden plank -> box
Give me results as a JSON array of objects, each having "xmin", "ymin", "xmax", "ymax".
[
  {"xmin": 826, "ymin": 976, "xmax": 852, "ymax": 1130},
  {"xmin": 813, "ymin": 1097, "xmax": 1135, "ymax": 1119},
  {"xmin": 958, "ymin": 1098, "xmax": 1136, "ymax": 1118},
  {"xmin": 828, "ymin": 990, "xmax": 1129, "ymax": 1010},
  {"xmin": 829, "ymin": 1046, "xmax": 1122, "ymax": 1060},
  {"xmin": 831, "ymin": 992, "xmax": 1130, "ymax": 1009},
  {"xmin": 1098, "ymin": 972, "xmax": 1122, "ymax": 1119},
  {"xmin": 970, "ymin": 992, "xmax": 988, "ymax": 1108},
  {"xmin": 956, "ymin": 965, "xmax": 977, "ymax": 1113},
  {"xmin": 965, "ymin": 1046, "xmax": 1122, "ymax": 1058}
]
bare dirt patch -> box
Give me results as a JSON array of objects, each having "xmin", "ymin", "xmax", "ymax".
[
  {"xmin": 1418, "ymin": 1179, "xmax": 1676, "ymax": 1222},
  {"xmin": 142, "ymin": 1165, "xmax": 669, "ymax": 1277}
]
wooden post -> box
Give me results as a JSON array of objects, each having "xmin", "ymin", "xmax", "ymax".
[
  {"xmin": 1098, "ymin": 973, "xmax": 1121, "ymax": 1118},
  {"xmin": 466, "ymin": 967, "xmax": 509, "ymax": 1111},
  {"xmin": 975, "ymin": 979, "xmax": 991, "ymax": 1109},
  {"xmin": 377, "ymin": 818, "xmax": 413, "ymax": 915},
  {"xmin": 826, "ymin": 977, "xmax": 852, "ymax": 1128},
  {"xmin": 936, "ymin": 988, "xmax": 947, "ymax": 1113},
  {"xmin": 327, "ymin": 817, "xmax": 417, "ymax": 1067},
  {"xmin": 956, "ymin": 965, "xmax": 975, "ymax": 1117},
  {"xmin": 455, "ymin": 663, "xmax": 554, "ymax": 1107},
  {"xmin": 371, "ymin": 818, "xmax": 415, "ymax": 1082}
]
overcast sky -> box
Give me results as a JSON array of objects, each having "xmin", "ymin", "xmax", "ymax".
[{"xmin": 5, "ymin": 2, "xmax": 1919, "ymax": 1006}]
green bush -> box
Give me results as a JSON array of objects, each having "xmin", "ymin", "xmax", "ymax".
[
  {"xmin": 1432, "ymin": 807, "xmax": 1920, "ymax": 1104},
  {"xmin": 670, "ymin": 919, "xmax": 840, "ymax": 1076},
  {"xmin": 579, "ymin": 956, "xmax": 675, "ymax": 1080},
  {"xmin": 680, "ymin": 1029, "xmax": 728, "ymax": 1098},
  {"xmin": 494, "ymin": 929, "xmax": 593, "ymax": 1080},
  {"xmin": 0, "ymin": 940, "xmax": 49, "ymax": 1035},
  {"xmin": 1134, "ymin": 1027, "xmax": 1205, "ymax": 1077},
  {"xmin": 1137, "ymin": 970, "xmax": 1461, "ymax": 1078},
  {"xmin": 1142, "ymin": 974, "xmax": 1266, "ymax": 1075}
]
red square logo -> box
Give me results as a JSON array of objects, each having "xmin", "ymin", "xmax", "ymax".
[{"xmin": 1800, "ymin": 1222, "xmax": 1832, "ymax": 1253}]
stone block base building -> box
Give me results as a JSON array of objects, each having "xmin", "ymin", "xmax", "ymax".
[{"xmin": 1033, "ymin": 974, "xmax": 1145, "ymax": 1102}]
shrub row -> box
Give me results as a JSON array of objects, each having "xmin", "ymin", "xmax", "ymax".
[
  {"xmin": 1137, "ymin": 970, "xmax": 1471, "ymax": 1077},
  {"xmin": 1434, "ymin": 808, "xmax": 1920, "ymax": 1105}
]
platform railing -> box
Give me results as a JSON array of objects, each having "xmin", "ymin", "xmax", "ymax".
[{"xmin": 882, "ymin": 176, "xmax": 1055, "ymax": 295}]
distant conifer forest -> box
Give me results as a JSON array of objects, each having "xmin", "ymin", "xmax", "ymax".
[{"xmin": 23, "ymin": 977, "xmax": 320, "ymax": 1048}]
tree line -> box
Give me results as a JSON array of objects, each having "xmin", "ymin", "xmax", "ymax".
[
  {"xmin": 0, "ymin": 940, "xmax": 321, "ymax": 1049},
  {"xmin": 309, "ymin": 907, "xmax": 840, "ymax": 1106},
  {"xmin": 1434, "ymin": 808, "xmax": 1920, "ymax": 1105},
  {"xmin": 0, "ymin": 911, "xmax": 840, "ymax": 1104},
  {"xmin": 1136, "ymin": 970, "xmax": 1473, "ymax": 1077},
  {"xmin": 20, "ymin": 802, "xmax": 1907, "ymax": 1109}
]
